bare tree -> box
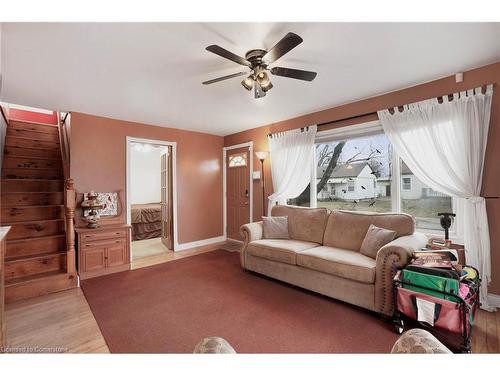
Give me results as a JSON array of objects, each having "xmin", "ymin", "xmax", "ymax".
[
  {"xmin": 367, "ymin": 158, "xmax": 383, "ymax": 177},
  {"xmin": 290, "ymin": 142, "xmax": 379, "ymax": 206},
  {"xmin": 291, "ymin": 141, "xmax": 346, "ymax": 206},
  {"xmin": 316, "ymin": 143, "xmax": 334, "ymax": 166}
]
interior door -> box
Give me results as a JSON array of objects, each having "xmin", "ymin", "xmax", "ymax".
[
  {"xmin": 226, "ymin": 147, "xmax": 250, "ymax": 240},
  {"xmin": 161, "ymin": 147, "xmax": 173, "ymax": 249}
]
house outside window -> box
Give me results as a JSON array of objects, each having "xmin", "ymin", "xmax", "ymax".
[
  {"xmin": 347, "ymin": 179, "xmax": 355, "ymax": 192},
  {"xmin": 402, "ymin": 177, "xmax": 411, "ymax": 190},
  {"xmin": 288, "ymin": 121, "xmax": 457, "ymax": 237}
]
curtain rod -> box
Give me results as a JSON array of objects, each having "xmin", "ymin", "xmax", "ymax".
[
  {"xmin": 267, "ymin": 111, "xmax": 376, "ymax": 137},
  {"xmin": 267, "ymin": 83, "xmax": 495, "ymax": 138}
]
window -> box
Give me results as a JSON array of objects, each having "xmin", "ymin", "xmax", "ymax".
[
  {"xmin": 347, "ymin": 180, "xmax": 355, "ymax": 192},
  {"xmin": 311, "ymin": 126, "xmax": 393, "ymax": 213},
  {"xmin": 228, "ymin": 153, "xmax": 247, "ymax": 167},
  {"xmin": 400, "ymin": 161, "xmax": 453, "ymax": 232},
  {"xmin": 288, "ymin": 121, "xmax": 457, "ymax": 235},
  {"xmin": 402, "ymin": 177, "xmax": 411, "ymax": 191}
]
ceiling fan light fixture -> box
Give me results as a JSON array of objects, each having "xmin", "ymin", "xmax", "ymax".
[
  {"xmin": 260, "ymin": 80, "xmax": 273, "ymax": 92},
  {"xmin": 256, "ymin": 70, "xmax": 270, "ymax": 85},
  {"xmin": 241, "ymin": 76, "xmax": 254, "ymax": 91},
  {"xmin": 203, "ymin": 32, "xmax": 317, "ymax": 98}
]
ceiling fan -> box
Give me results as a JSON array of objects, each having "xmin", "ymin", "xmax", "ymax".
[{"xmin": 202, "ymin": 32, "xmax": 317, "ymax": 99}]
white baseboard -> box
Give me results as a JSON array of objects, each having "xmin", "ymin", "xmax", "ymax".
[
  {"xmin": 174, "ymin": 235, "xmax": 226, "ymax": 252},
  {"xmin": 227, "ymin": 238, "xmax": 243, "ymax": 244},
  {"xmin": 488, "ymin": 293, "xmax": 500, "ymax": 308}
]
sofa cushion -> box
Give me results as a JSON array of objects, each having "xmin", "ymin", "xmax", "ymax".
[
  {"xmin": 297, "ymin": 246, "xmax": 376, "ymax": 284},
  {"xmin": 271, "ymin": 205, "xmax": 329, "ymax": 244},
  {"xmin": 323, "ymin": 210, "xmax": 415, "ymax": 251},
  {"xmin": 247, "ymin": 239, "xmax": 320, "ymax": 265},
  {"xmin": 262, "ymin": 216, "xmax": 289, "ymax": 239},
  {"xmin": 360, "ymin": 224, "xmax": 397, "ymax": 259}
]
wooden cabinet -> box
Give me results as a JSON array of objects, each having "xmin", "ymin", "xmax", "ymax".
[{"xmin": 76, "ymin": 224, "xmax": 131, "ymax": 280}]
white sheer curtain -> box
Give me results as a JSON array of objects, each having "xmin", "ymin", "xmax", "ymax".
[
  {"xmin": 267, "ymin": 125, "xmax": 317, "ymax": 214},
  {"xmin": 378, "ymin": 85, "xmax": 494, "ymax": 310}
]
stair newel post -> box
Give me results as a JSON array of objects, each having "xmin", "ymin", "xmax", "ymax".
[{"xmin": 65, "ymin": 178, "xmax": 76, "ymax": 274}]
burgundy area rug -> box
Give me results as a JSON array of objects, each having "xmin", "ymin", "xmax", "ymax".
[{"xmin": 81, "ymin": 250, "xmax": 399, "ymax": 353}]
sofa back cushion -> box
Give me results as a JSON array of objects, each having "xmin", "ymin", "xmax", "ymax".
[
  {"xmin": 323, "ymin": 210, "xmax": 415, "ymax": 251},
  {"xmin": 271, "ymin": 205, "xmax": 329, "ymax": 244}
]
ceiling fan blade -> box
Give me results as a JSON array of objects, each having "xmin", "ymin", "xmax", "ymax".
[
  {"xmin": 254, "ymin": 82, "xmax": 266, "ymax": 99},
  {"xmin": 263, "ymin": 32, "xmax": 303, "ymax": 64},
  {"xmin": 206, "ymin": 45, "xmax": 252, "ymax": 67},
  {"xmin": 202, "ymin": 72, "xmax": 247, "ymax": 85},
  {"xmin": 270, "ymin": 67, "xmax": 317, "ymax": 81}
]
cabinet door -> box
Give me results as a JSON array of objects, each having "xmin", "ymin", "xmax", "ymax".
[
  {"xmin": 106, "ymin": 245, "xmax": 127, "ymax": 268},
  {"xmin": 83, "ymin": 248, "xmax": 106, "ymax": 272}
]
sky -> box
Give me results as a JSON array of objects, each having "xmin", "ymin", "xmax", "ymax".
[{"xmin": 315, "ymin": 133, "xmax": 392, "ymax": 177}]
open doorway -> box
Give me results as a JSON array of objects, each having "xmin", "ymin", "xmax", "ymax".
[{"xmin": 126, "ymin": 138, "xmax": 175, "ymax": 263}]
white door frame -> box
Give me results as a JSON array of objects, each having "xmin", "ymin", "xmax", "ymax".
[
  {"xmin": 126, "ymin": 136, "xmax": 178, "ymax": 254},
  {"xmin": 223, "ymin": 141, "xmax": 253, "ymax": 239}
]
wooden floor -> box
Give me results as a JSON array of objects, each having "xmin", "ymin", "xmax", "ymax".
[
  {"xmin": 472, "ymin": 309, "xmax": 500, "ymax": 353},
  {"xmin": 5, "ymin": 287, "xmax": 109, "ymax": 353},
  {"xmin": 4, "ymin": 244, "xmax": 500, "ymax": 353},
  {"xmin": 131, "ymin": 241, "xmax": 225, "ymax": 270},
  {"xmin": 131, "ymin": 238, "xmax": 169, "ymax": 261}
]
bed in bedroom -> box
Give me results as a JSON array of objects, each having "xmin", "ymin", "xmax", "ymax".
[{"xmin": 130, "ymin": 203, "xmax": 162, "ymax": 241}]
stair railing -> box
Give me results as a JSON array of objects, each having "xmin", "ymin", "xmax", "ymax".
[
  {"xmin": 58, "ymin": 112, "xmax": 76, "ymax": 275},
  {"xmin": 0, "ymin": 105, "xmax": 9, "ymax": 125}
]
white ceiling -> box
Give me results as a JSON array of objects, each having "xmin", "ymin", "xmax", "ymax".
[{"xmin": 1, "ymin": 23, "xmax": 499, "ymax": 136}]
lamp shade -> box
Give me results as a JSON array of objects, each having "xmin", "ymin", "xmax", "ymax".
[
  {"xmin": 255, "ymin": 151, "xmax": 268, "ymax": 161},
  {"xmin": 241, "ymin": 76, "xmax": 254, "ymax": 91}
]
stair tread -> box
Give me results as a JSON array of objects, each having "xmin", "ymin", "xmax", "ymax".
[
  {"xmin": 1, "ymin": 191, "xmax": 64, "ymax": 194},
  {"xmin": 3, "ymin": 166, "xmax": 63, "ymax": 170},
  {"xmin": 6, "ymin": 250, "xmax": 67, "ymax": 263},
  {"xmin": 9, "ymin": 119, "xmax": 58, "ymax": 127},
  {"xmin": 5, "ymin": 270, "xmax": 68, "ymax": 286},
  {"xmin": 5, "ymin": 145, "xmax": 61, "ymax": 155},
  {"xmin": 2, "ymin": 218, "xmax": 65, "ymax": 226},
  {"xmin": 2, "ymin": 155, "xmax": 62, "ymax": 162},
  {"xmin": 7, "ymin": 233, "xmax": 66, "ymax": 244},
  {"xmin": 1, "ymin": 177, "xmax": 63, "ymax": 182},
  {"xmin": 5, "ymin": 135, "xmax": 60, "ymax": 144},
  {"xmin": 2, "ymin": 204, "xmax": 64, "ymax": 208},
  {"xmin": 7, "ymin": 126, "xmax": 58, "ymax": 134},
  {"xmin": 2, "ymin": 178, "xmax": 64, "ymax": 182},
  {"xmin": 5, "ymin": 144, "xmax": 62, "ymax": 152}
]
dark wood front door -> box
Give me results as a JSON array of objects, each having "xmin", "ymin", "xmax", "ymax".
[{"xmin": 226, "ymin": 147, "xmax": 250, "ymax": 240}]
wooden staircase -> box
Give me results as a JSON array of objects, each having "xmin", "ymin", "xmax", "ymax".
[{"xmin": 1, "ymin": 119, "xmax": 77, "ymax": 302}]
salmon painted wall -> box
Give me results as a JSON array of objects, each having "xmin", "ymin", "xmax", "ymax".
[
  {"xmin": 8, "ymin": 108, "xmax": 58, "ymax": 124},
  {"xmin": 224, "ymin": 61, "xmax": 500, "ymax": 293},
  {"xmin": 70, "ymin": 112, "xmax": 224, "ymax": 244}
]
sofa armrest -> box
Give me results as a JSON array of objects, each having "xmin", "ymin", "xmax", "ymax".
[
  {"xmin": 239, "ymin": 221, "xmax": 263, "ymax": 269},
  {"xmin": 374, "ymin": 232, "xmax": 428, "ymax": 316}
]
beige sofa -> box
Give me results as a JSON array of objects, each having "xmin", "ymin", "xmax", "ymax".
[{"xmin": 240, "ymin": 205, "xmax": 427, "ymax": 317}]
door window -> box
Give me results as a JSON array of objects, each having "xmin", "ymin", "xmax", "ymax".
[{"xmin": 228, "ymin": 153, "xmax": 247, "ymax": 167}]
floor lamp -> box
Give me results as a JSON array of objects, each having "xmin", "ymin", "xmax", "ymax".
[{"xmin": 255, "ymin": 151, "xmax": 268, "ymax": 216}]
